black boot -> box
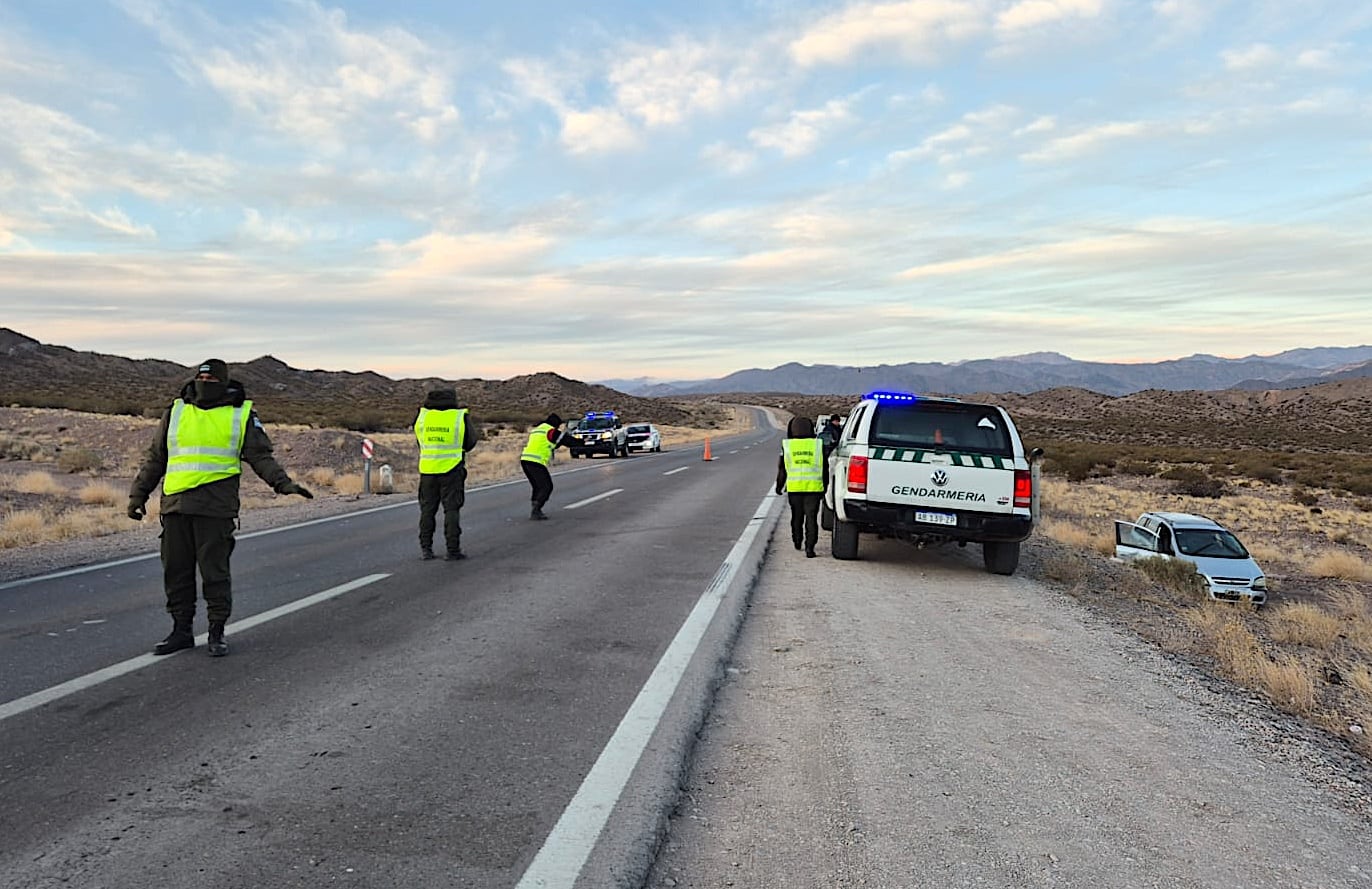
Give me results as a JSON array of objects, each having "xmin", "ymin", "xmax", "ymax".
[
  {"xmin": 531, "ymin": 506, "xmax": 548, "ymax": 520},
  {"xmin": 420, "ymin": 546, "xmax": 436, "ymax": 560},
  {"xmin": 207, "ymin": 621, "xmax": 228, "ymax": 657},
  {"xmin": 153, "ymin": 618, "xmax": 194, "ymax": 655}
]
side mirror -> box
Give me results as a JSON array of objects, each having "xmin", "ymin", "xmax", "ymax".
[{"xmin": 1029, "ymin": 447, "xmax": 1045, "ymax": 463}]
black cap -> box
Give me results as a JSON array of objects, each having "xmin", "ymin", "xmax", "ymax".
[{"xmin": 196, "ymin": 359, "xmax": 228, "ymax": 382}]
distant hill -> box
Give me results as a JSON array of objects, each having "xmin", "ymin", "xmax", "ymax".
[
  {"xmin": 0, "ymin": 328, "xmax": 698, "ymax": 429},
  {"xmin": 612, "ymin": 346, "xmax": 1372, "ymax": 397}
]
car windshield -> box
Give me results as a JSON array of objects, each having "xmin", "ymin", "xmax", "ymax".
[
  {"xmin": 1175, "ymin": 528, "xmax": 1250, "ymax": 559},
  {"xmin": 869, "ymin": 403, "xmax": 1011, "ymax": 455},
  {"xmin": 627, "ymin": 425, "xmax": 650, "ymax": 434},
  {"xmin": 582, "ymin": 417, "xmax": 617, "ymax": 431}
]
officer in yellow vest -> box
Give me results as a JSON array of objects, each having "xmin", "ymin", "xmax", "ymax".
[
  {"xmin": 414, "ymin": 387, "xmax": 480, "ymax": 560},
  {"xmin": 520, "ymin": 413, "xmax": 569, "ymax": 520},
  {"xmin": 128, "ymin": 359, "xmax": 314, "ymax": 657},
  {"xmin": 775, "ymin": 415, "xmax": 824, "ymax": 558}
]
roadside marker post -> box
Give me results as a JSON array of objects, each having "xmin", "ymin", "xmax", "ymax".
[{"xmin": 362, "ymin": 438, "xmax": 374, "ymax": 494}]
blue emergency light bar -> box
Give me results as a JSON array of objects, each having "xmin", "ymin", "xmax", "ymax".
[
  {"xmin": 864, "ymin": 390, "xmax": 920, "ymax": 402},
  {"xmin": 585, "ymin": 411, "xmax": 617, "ymax": 418}
]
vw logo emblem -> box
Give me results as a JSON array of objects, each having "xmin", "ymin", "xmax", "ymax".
[{"xmin": 931, "ymin": 469, "xmax": 949, "ymax": 487}]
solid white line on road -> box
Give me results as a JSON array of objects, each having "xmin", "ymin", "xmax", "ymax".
[
  {"xmin": 562, "ymin": 488, "xmax": 624, "ymax": 510},
  {"xmin": 515, "ymin": 489, "xmax": 778, "ymax": 889},
  {"xmin": 663, "ymin": 467, "xmax": 689, "ymax": 476},
  {"xmin": 0, "ymin": 573, "xmax": 390, "ymax": 723}
]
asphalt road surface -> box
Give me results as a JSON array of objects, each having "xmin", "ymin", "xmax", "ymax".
[{"xmin": 0, "ymin": 415, "xmax": 783, "ymax": 889}]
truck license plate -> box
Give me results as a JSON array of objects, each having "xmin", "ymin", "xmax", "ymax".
[{"xmin": 915, "ymin": 511, "xmax": 956, "ymax": 526}]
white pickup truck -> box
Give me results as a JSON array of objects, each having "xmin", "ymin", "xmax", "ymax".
[{"xmin": 824, "ymin": 390, "xmax": 1041, "ymax": 575}]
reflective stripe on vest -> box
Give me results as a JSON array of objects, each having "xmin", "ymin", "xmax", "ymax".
[
  {"xmin": 163, "ymin": 399, "xmax": 250, "ymax": 495},
  {"xmin": 783, "ymin": 438, "xmax": 824, "ymax": 492},
  {"xmin": 521, "ymin": 423, "xmax": 555, "ymax": 466},
  {"xmin": 415, "ymin": 408, "xmax": 467, "ymax": 474}
]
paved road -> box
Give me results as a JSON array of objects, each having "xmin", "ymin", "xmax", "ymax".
[
  {"xmin": 647, "ymin": 527, "xmax": 1372, "ymax": 889},
  {"xmin": 0, "ymin": 415, "xmax": 783, "ymax": 889}
]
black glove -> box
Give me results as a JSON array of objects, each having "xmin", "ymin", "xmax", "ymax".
[
  {"xmin": 281, "ymin": 481, "xmax": 313, "ymax": 499},
  {"xmin": 775, "ymin": 485, "xmax": 784, "ymax": 496},
  {"xmin": 127, "ymin": 498, "xmax": 146, "ymax": 521}
]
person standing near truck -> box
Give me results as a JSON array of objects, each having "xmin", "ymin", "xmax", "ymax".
[
  {"xmin": 776, "ymin": 415, "xmax": 824, "ymax": 558},
  {"xmin": 521, "ymin": 413, "xmax": 570, "ymax": 520}
]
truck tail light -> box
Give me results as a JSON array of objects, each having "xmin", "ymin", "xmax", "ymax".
[
  {"xmin": 847, "ymin": 456, "xmax": 868, "ymax": 494},
  {"xmin": 1014, "ymin": 469, "xmax": 1032, "ymax": 508}
]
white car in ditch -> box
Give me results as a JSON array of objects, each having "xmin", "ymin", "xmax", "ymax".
[{"xmin": 1114, "ymin": 511, "xmax": 1268, "ymax": 604}]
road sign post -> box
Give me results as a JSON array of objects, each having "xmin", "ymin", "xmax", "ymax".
[{"xmin": 362, "ymin": 438, "xmax": 374, "ymax": 495}]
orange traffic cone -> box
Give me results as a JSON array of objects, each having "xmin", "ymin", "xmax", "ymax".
[{"xmin": 702, "ymin": 437, "xmax": 713, "ymax": 461}]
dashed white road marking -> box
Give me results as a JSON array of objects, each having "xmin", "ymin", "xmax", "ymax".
[
  {"xmin": 563, "ymin": 489, "xmax": 624, "ymax": 510},
  {"xmin": 663, "ymin": 467, "xmax": 689, "ymax": 476},
  {"xmin": 0, "ymin": 573, "xmax": 390, "ymax": 723}
]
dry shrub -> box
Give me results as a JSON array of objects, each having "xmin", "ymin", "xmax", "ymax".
[
  {"xmin": 1348, "ymin": 665, "xmax": 1372, "ymax": 699},
  {"xmin": 1133, "ymin": 556, "xmax": 1207, "ymax": 599},
  {"xmin": 77, "ymin": 480, "xmax": 123, "ymax": 506},
  {"xmin": 0, "ymin": 509, "xmax": 52, "ymax": 547},
  {"xmin": 0, "ymin": 434, "xmax": 43, "ymax": 460},
  {"xmin": 57, "ymin": 447, "xmax": 103, "ymax": 474},
  {"xmin": 1326, "ymin": 586, "xmax": 1370, "ymax": 621},
  {"xmin": 1040, "ymin": 517, "xmax": 1112, "ymax": 555},
  {"xmin": 304, "ymin": 466, "xmax": 337, "ymax": 487},
  {"xmin": 16, "ymin": 470, "xmax": 62, "ymax": 495},
  {"xmin": 1213, "ymin": 617, "xmax": 1265, "ymax": 679},
  {"xmin": 1266, "ymin": 603, "xmax": 1342, "ymax": 649},
  {"xmin": 1253, "ymin": 655, "xmax": 1317, "ymax": 713},
  {"xmin": 1040, "ymin": 551, "xmax": 1087, "ymax": 587},
  {"xmin": 1184, "ymin": 602, "xmax": 1233, "ymax": 640},
  {"xmin": 1246, "ymin": 542, "xmax": 1285, "ymax": 565},
  {"xmin": 1310, "ymin": 550, "xmax": 1372, "ymax": 582},
  {"xmin": 53, "ymin": 509, "xmax": 123, "ymax": 540},
  {"xmin": 335, "ymin": 474, "xmax": 365, "ymax": 496}
]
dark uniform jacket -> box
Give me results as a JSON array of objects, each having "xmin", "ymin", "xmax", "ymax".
[{"xmin": 129, "ymin": 378, "xmax": 294, "ymax": 518}]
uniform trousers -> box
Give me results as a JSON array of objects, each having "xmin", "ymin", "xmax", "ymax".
[
  {"xmin": 418, "ymin": 465, "xmax": 466, "ymax": 554},
  {"xmin": 521, "ymin": 460, "xmax": 554, "ymax": 510},
  {"xmin": 160, "ymin": 513, "xmax": 236, "ymax": 623},
  {"xmin": 788, "ymin": 492, "xmax": 822, "ymax": 551}
]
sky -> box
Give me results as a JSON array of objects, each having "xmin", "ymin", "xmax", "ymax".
[{"xmin": 1, "ymin": 0, "xmax": 1370, "ymax": 383}]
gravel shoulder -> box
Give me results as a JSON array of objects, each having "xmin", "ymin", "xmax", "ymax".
[{"xmin": 646, "ymin": 525, "xmax": 1372, "ymax": 888}]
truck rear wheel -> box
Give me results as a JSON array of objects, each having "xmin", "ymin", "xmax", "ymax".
[
  {"xmin": 983, "ymin": 541, "xmax": 1020, "ymax": 576},
  {"xmin": 832, "ymin": 518, "xmax": 859, "ymax": 560}
]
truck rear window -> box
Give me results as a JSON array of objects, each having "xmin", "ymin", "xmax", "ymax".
[{"xmin": 869, "ymin": 403, "xmax": 1012, "ymax": 456}]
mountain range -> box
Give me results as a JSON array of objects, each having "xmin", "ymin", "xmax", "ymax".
[{"xmin": 601, "ymin": 347, "xmax": 1372, "ymax": 397}]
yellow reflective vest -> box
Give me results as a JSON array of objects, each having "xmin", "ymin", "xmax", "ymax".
[
  {"xmin": 415, "ymin": 408, "xmax": 468, "ymax": 474},
  {"xmin": 521, "ymin": 423, "xmax": 555, "ymax": 466},
  {"xmin": 782, "ymin": 438, "xmax": 824, "ymax": 492},
  {"xmin": 163, "ymin": 399, "xmax": 251, "ymax": 495}
]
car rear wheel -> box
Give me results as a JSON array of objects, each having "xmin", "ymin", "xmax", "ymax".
[
  {"xmin": 831, "ymin": 517, "xmax": 859, "ymax": 560},
  {"xmin": 982, "ymin": 541, "xmax": 1019, "ymax": 575}
]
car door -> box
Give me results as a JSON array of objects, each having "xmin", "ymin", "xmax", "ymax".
[{"xmin": 1114, "ymin": 521, "xmax": 1162, "ymax": 560}]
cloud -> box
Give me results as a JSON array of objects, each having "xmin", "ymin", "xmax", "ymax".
[
  {"xmin": 118, "ymin": 0, "xmax": 460, "ymax": 151},
  {"xmin": 995, "ymin": 0, "xmax": 1103, "ymax": 34},
  {"xmin": 789, "ymin": 0, "xmax": 988, "ymax": 67},
  {"xmin": 1020, "ymin": 120, "xmax": 1152, "ymax": 162},
  {"xmin": 701, "ymin": 141, "xmax": 757, "ymax": 175},
  {"xmin": 749, "ymin": 97, "xmax": 857, "ymax": 157},
  {"xmin": 1221, "ymin": 43, "xmax": 1282, "ymax": 72},
  {"xmin": 375, "ymin": 226, "xmax": 556, "ymax": 279},
  {"xmin": 609, "ymin": 37, "xmax": 766, "ymax": 127}
]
